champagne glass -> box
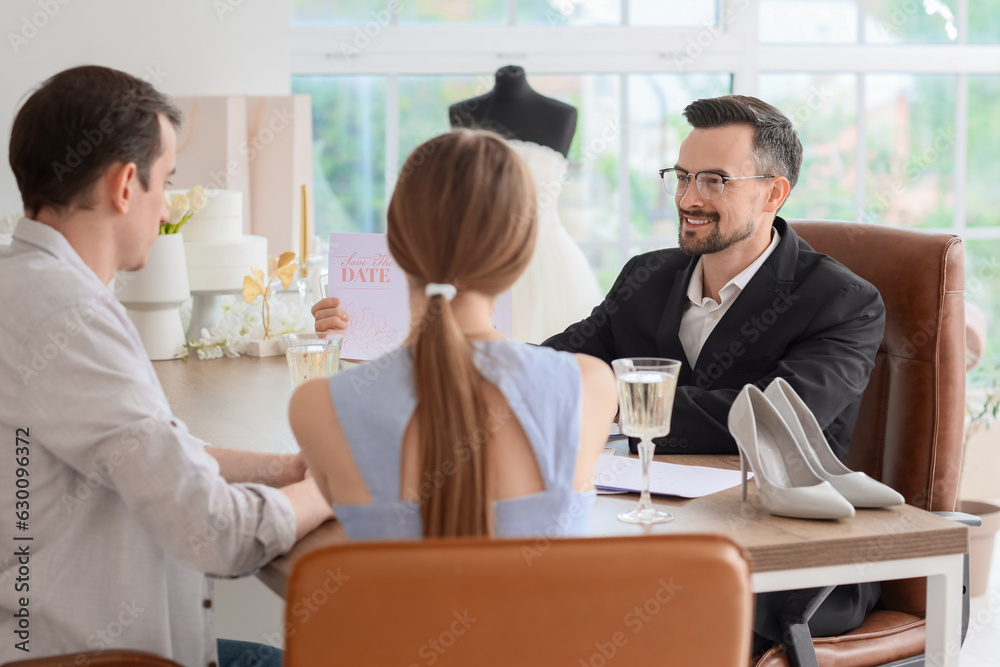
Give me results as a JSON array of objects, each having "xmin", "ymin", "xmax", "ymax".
[
  {"xmin": 612, "ymin": 358, "xmax": 682, "ymax": 525},
  {"xmin": 283, "ymin": 332, "xmax": 344, "ymax": 389}
]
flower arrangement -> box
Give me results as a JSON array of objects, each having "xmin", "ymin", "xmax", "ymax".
[
  {"xmin": 182, "ymin": 252, "xmax": 311, "ymax": 359},
  {"xmin": 161, "ymin": 185, "xmax": 208, "ymax": 235},
  {"xmin": 184, "ymin": 294, "xmax": 311, "ymax": 360}
]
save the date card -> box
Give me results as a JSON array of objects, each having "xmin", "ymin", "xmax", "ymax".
[{"xmin": 329, "ymin": 233, "xmax": 512, "ymax": 361}]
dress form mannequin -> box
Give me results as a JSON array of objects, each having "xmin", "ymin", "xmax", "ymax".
[
  {"xmin": 448, "ymin": 67, "xmax": 603, "ymax": 344},
  {"xmin": 449, "ymin": 65, "xmax": 577, "ymax": 157}
]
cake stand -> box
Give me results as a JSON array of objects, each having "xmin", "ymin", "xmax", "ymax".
[{"xmin": 186, "ymin": 289, "xmax": 241, "ymax": 340}]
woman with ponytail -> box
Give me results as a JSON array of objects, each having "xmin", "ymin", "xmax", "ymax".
[{"xmin": 291, "ymin": 130, "xmax": 617, "ymax": 539}]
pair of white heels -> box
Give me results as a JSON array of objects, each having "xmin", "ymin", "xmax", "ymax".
[{"xmin": 728, "ymin": 378, "xmax": 904, "ymax": 520}]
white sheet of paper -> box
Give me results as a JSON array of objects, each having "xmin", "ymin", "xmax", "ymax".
[{"xmin": 593, "ymin": 452, "xmax": 751, "ymax": 499}]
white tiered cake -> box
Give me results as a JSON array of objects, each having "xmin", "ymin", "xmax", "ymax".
[
  {"xmin": 180, "ymin": 189, "xmax": 266, "ymax": 339},
  {"xmin": 181, "ymin": 189, "xmax": 267, "ymax": 292}
]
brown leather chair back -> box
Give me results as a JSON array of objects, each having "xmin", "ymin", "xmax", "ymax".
[
  {"xmin": 791, "ymin": 221, "xmax": 965, "ymax": 618},
  {"xmin": 284, "ymin": 534, "xmax": 752, "ymax": 667},
  {"xmin": 1, "ymin": 650, "xmax": 184, "ymax": 666},
  {"xmin": 789, "ymin": 221, "xmax": 965, "ymax": 513}
]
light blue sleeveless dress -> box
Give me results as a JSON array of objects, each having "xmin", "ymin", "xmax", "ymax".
[{"xmin": 327, "ymin": 340, "xmax": 595, "ymax": 539}]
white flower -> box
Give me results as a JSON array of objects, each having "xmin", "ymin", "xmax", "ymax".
[
  {"xmin": 197, "ymin": 346, "xmax": 223, "ymax": 360},
  {"xmin": 187, "ymin": 185, "xmax": 208, "ymax": 211},
  {"xmin": 181, "ymin": 293, "xmax": 315, "ymax": 360},
  {"xmin": 168, "ymin": 194, "xmax": 189, "ymax": 225}
]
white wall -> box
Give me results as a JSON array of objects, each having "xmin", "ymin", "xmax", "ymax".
[{"xmin": 0, "ymin": 0, "xmax": 292, "ymax": 215}]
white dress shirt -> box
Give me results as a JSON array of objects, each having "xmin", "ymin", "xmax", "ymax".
[
  {"xmin": 0, "ymin": 219, "xmax": 295, "ymax": 667},
  {"xmin": 679, "ymin": 229, "xmax": 781, "ymax": 367}
]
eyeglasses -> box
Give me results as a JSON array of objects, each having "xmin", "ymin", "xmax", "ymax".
[{"xmin": 659, "ymin": 168, "xmax": 775, "ymax": 200}]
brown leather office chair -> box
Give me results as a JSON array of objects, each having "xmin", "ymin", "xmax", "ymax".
[
  {"xmin": 751, "ymin": 221, "xmax": 967, "ymax": 667},
  {"xmin": 284, "ymin": 534, "xmax": 752, "ymax": 667},
  {"xmin": 2, "ymin": 650, "xmax": 183, "ymax": 666}
]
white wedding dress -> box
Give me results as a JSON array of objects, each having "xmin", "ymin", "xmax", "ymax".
[{"xmin": 508, "ymin": 140, "xmax": 605, "ymax": 344}]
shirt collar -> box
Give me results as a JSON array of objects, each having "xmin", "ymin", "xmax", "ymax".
[
  {"xmin": 686, "ymin": 228, "xmax": 782, "ymax": 306},
  {"xmin": 12, "ymin": 217, "xmax": 111, "ymax": 288}
]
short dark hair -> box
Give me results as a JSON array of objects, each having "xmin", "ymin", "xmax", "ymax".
[
  {"xmin": 9, "ymin": 65, "xmax": 182, "ymax": 216},
  {"xmin": 682, "ymin": 95, "xmax": 803, "ymax": 190}
]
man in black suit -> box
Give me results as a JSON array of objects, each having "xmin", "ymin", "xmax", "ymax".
[{"xmin": 543, "ymin": 95, "xmax": 885, "ymax": 655}]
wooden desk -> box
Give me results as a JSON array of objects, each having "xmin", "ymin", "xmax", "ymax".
[{"xmin": 156, "ymin": 355, "xmax": 969, "ymax": 666}]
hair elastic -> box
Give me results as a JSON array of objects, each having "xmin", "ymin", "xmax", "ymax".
[{"xmin": 425, "ymin": 283, "xmax": 458, "ymax": 301}]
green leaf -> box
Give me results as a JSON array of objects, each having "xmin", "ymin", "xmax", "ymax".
[{"xmin": 172, "ymin": 212, "xmax": 195, "ymax": 234}]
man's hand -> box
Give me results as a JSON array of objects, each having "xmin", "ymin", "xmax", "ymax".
[{"xmin": 312, "ymin": 297, "xmax": 350, "ymax": 333}]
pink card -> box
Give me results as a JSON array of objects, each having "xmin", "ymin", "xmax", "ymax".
[{"xmin": 329, "ymin": 233, "xmax": 512, "ymax": 361}]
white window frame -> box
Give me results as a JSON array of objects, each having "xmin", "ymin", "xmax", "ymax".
[{"xmin": 290, "ymin": 0, "xmax": 1000, "ymax": 270}]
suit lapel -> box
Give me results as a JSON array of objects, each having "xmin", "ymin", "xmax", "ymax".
[
  {"xmin": 655, "ymin": 259, "xmax": 697, "ymax": 385},
  {"xmin": 692, "ymin": 217, "xmax": 801, "ymax": 382}
]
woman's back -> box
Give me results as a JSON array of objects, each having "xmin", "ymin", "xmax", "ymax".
[
  {"xmin": 314, "ymin": 340, "xmax": 596, "ymax": 539},
  {"xmin": 293, "ymin": 129, "xmax": 617, "ymax": 540}
]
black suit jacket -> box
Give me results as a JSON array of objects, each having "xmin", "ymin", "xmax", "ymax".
[{"xmin": 543, "ymin": 217, "xmax": 885, "ymax": 459}]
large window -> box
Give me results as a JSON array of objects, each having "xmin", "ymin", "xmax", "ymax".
[{"xmin": 291, "ymin": 0, "xmax": 1000, "ymax": 362}]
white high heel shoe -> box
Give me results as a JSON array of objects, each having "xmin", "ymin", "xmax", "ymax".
[
  {"xmin": 764, "ymin": 378, "xmax": 904, "ymax": 509},
  {"xmin": 728, "ymin": 384, "xmax": 855, "ymax": 520}
]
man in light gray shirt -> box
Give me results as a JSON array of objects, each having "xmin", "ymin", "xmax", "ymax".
[{"xmin": 0, "ymin": 66, "xmax": 332, "ymax": 667}]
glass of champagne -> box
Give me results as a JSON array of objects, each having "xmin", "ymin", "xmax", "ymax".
[
  {"xmin": 611, "ymin": 358, "xmax": 682, "ymax": 525},
  {"xmin": 283, "ymin": 332, "xmax": 344, "ymax": 389}
]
